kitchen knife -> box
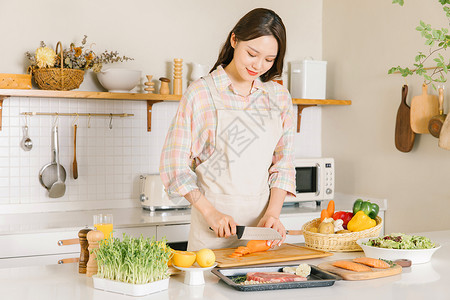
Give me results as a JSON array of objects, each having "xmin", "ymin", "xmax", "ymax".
[{"xmin": 236, "ymin": 226, "xmax": 282, "ymax": 240}]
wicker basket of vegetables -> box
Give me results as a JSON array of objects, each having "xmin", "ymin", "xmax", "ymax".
[{"xmin": 301, "ymin": 199, "xmax": 383, "ymax": 252}]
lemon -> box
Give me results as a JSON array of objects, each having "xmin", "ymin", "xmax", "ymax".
[
  {"xmin": 196, "ymin": 248, "xmax": 216, "ymax": 268},
  {"xmin": 172, "ymin": 251, "xmax": 196, "ymax": 268}
]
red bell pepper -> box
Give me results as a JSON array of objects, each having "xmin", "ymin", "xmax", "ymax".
[{"xmin": 332, "ymin": 211, "xmax": 354, "ymax": 229}]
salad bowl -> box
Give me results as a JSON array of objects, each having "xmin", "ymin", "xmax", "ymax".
[{"xmin": 356, "ymin": 237, "xmax": 441, "ymax": 264}]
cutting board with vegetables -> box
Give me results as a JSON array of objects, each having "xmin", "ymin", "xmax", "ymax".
[
  {"xmin": 395, "ymin": 85, "xmax": 415, "ymax": 152},
  {"xmin": 213, "ymin": 243, "xmax": 332, "ymax": 268},
  {"xmin": 410, "ymin": 84, "xmax": 439, "ymax": 134},
  {"xmin": 317, "ymin": 259, "xmax": 402, "ymax": 280}
]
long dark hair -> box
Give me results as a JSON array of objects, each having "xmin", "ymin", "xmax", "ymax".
[{"xmin": 210, "ymin": 8, "xmax": 286, "ymax": 82}]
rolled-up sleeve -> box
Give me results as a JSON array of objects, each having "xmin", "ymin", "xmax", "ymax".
[
  {"xmin": 159, "ymin": 91, "xmax": 199, "ymax": 198},
  {"xmin": 268, "ymin": 85, "xmax": 296, "ymax": 196}
]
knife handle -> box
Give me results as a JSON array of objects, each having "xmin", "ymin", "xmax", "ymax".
[{"xmin": 286, "ymin": 230, "xmax": 303, "ymax": 235}]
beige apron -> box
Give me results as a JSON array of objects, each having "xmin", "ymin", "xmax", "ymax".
[{"xmin": 187, "ymin": 75, "xmax": 283, "ymax": 251}]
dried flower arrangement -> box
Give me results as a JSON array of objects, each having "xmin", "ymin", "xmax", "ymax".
[{"xmin": 26, "ymin": 35, "xmax": 134, "ymax": 74}]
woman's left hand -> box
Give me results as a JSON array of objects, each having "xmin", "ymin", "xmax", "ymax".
[{"xmin": 257, "ymin": 214, "xmax": 286, "ymax": 248}]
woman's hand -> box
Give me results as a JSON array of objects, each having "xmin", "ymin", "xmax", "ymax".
[
  {"xmin": 204, "ymin": 209, "xmax": 237, "ymax": 238},
  {"xmin": 257, "ymin": 214, "xmax": 286, "ymax": 248},
  {"xmin": 185, "ymin": 189, "xmax": 237, "ymax": 238}
]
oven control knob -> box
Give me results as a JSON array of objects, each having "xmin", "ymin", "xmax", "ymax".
[{"xmin": 326, "ymin": 188, "xmax": 333, "ymax": 195}]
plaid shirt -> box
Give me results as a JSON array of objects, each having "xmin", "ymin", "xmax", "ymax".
[{"xmin": 160, "ymin": 66, "xmax": 296, "ymax": 198}]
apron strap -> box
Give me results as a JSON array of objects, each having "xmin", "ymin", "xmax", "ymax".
[
  {"xmin": 265, "ymin": 82, "xmax": 280, "ymax": 112},
  {"xmin": 203, "ymin": 75, "xmax": 225, "ymax": 110}
]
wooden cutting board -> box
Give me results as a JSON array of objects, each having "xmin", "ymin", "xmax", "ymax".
[
  {"xmin": 317, "ymin": 259, "xmax": 402, "ymax": 280},
  {"xmin": 395, "ymin": 85, "xmax": 415, "ymax": 152},
  {"xmin": 410, "ymin": 84, "xmax": 439, "ymax": 134},
  {"xmin": 438, "ymin": 113, "xmax": 450, "ymax": 150},
  {"xmin": 213, "ymin": 243, "xmax": 332, "ymax": 268}
]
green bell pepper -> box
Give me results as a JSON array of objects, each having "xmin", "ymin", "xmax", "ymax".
[{"xmin": 352, "ymin": 199, "xmax": 379, "ymax": 219}]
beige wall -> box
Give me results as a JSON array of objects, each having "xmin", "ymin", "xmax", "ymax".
[
  {"xmin": 1, "ymin": 0, "xmax": 322, "ymax": 90},
  {"xmin": 323, "ymin": 0, "xmax": 450, "ymax": 233}
]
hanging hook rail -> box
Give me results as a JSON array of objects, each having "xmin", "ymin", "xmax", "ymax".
[{"xmin": 21, "ymin": 112, "xmax": 134, "ymax": 118}]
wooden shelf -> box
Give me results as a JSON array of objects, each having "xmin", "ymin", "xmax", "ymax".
[
  {"xmin": 292, "ymin": 98, "xmax": 351, "ymax": 105},
  {"xmin": 292, "ymin": 98, "xmax": 351, "ymax": 132},
  {"xmin": 0, "ymin": 89, "xmax": 181, "ymax": 101},
  {"xmin": 0, "ymin": 89, "xmax": 351, "ymax": 132},
  {"xmin": 0, "ymin": 89, "xmax": 181, "ymax": 131}
]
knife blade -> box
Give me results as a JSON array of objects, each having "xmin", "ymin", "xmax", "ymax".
[{"xmin": 236, "ymin": 226, "xmax": 282, "ymax": 240}]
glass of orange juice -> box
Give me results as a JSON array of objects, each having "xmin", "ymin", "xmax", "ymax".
[{"xmin": 93, "ymin": 214, "xmax": 113, "ymax": 240}]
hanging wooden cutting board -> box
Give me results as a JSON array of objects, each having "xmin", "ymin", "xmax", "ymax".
[
  {"xmin": 395, "ymin": 85, "xmax": 415, "ymax": 152},
  {"xmin": 410, "ymin": 84, "xmax": 439, "ymax": 134},
  {"xmin": 438, "ymin": 113, "xmax": 450, "ymax": 150},
  {"xmin": 213, "ymin": 243, "xmax": 332, "ymax": 268},
  {"xmin": 317, "ymin": 259, "xmax": 402, "ymax": 281}
]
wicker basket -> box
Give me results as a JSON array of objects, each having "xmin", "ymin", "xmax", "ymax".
[
  {"xmin": 33, "ymin": 41, "xmax": 84, "ymax": 91},
  {"xmin": 301, "ymin": 216, "xmax": 383, "ymax": 252}
]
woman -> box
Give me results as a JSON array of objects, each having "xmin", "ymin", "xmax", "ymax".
[{"xmin": 160, "ymin": 8, "xmax": 295, "ymax": 251}]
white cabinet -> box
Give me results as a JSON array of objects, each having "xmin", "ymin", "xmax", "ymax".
[{"xmin": 0, "ymin": 224, "xmax": 190, "ymax": 269}]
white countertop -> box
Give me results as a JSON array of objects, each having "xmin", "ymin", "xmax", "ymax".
[
  {"xmin": 0, "ymin": 193, "xmax": 386, "ymax": 235},
  {"xmin": 0, "ymin": 230, "xmax": 448, "ymax": 300}
]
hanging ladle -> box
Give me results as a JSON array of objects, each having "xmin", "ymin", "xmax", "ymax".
[{"xmin": 21, "ymin": 116, "xmax": 33, "ymax": 151}]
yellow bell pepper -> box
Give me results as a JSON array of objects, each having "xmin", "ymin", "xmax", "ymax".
[{"xmin": 347, "ymin": 211, "xmax": 376, "ymax": 232}]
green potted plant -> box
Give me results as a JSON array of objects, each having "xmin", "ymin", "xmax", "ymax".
[{"xmin": 388, "ymin": 0, "xmax": 450, "ymax": 90}]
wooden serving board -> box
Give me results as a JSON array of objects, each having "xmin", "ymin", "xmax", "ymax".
[
  {"xmin": 213, "ymin": 243, "xmax": 332, "ymax": 268},
  {"xmin": 317, "ymin": 259, "xmax": 402, "ymax": 280}
]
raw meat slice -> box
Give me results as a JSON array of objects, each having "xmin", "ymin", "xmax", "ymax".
[{"xmin": 246, "ymin": 272, "xmax": 307, "ymax": 283}]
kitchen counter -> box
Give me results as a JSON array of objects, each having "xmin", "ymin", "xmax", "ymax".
[
  {"xmin": 0, "ymin": 193, "xmax": 386, "ymax": 235},
  {"xmin": 0, "ymin": 230, "xmax": 448, "ymax": 300}
]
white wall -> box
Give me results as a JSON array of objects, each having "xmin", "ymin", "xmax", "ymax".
[
  {"xmin": 323, "ymin": 0, "xmax": 450, "ymax": 232},
  {"xmin": 0, "ymin": 0, "xmax": 323, "ymax": 212}
]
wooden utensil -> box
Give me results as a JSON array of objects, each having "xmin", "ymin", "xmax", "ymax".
[
  {"xmin": 395, "ymin": 85, "xmax": 415, "ymax": 152},
  {"xmin": 212, "ymin": 243, "xmax": 332, "ymax": 268},
  {"xmin": 410, "ymin": 84, "xmax": 439, "ymax": 134},
  {"xmin": 428, "ymin": 87, "xmax": 446, "ymax": 138},
  {"xmin": 73, "ymin": 124, "xmax": 78, "ymax": 179},
  {"xmin": 438, "ymin": 113, "xmax": 450, "ymax": 149},
  {"xmin": 317, "ymin": 259, "xmax": 402, "ymax": 280}
]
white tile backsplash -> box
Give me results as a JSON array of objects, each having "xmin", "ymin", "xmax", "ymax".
[{"xmin": 0, "ymin": 96, "xmax": 321, "ymax": 211}]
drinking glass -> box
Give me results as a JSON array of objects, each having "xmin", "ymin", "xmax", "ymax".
[{"xmin": 93, "ymin": 214, "xmax": 113, "ymax": 239}]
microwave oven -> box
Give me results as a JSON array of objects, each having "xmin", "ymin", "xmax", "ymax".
[{"xmin": 285, "ymin": 157, "xmax": 335, "ymax": 204}]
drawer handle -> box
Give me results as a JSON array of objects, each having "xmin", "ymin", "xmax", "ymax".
[
  {"xmin": 57, "ymin": 238, "xmax": 79, "ymax": 246},
  {"xmin": 58, "ymin": 258, "xmax": 79, "ymax": 264}
]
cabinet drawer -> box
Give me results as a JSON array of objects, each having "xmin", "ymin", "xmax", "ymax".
[
  {"xmin": 0, "ymin": 230, "xmax": 80, "ymax": 258},
  {"xmin": 0, "ymin": 253, "xmax": 79, "ymax": 269},
  {"xmin": 157, "ymin": 224, "xmax": 190, "ymax": 243}
]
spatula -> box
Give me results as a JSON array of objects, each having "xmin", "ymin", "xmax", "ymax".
[
  {"xmin": 395, "ymin": 85, "xmax": 415, "ymax": 152},
  {"xmin": 49, "ymin": 125, "xmax": 66, "ymax": 198},
  {"xmin": 73, "ymin": 124, "xmax": 78, "ymax": 179}
]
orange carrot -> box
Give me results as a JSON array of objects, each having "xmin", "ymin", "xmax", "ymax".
[
  {"xmin": 353, "ymin": 257, "xmax": 390, "ymax": 269},
  {"xmin": 320, "ymin": 209, "xmax": 329, "ymax": 221},
  {"xmin": 332, "ymin": 260, "xmax": 372, "ymax": 272},
  {"xmin": 327, "ymin": 200, "xmax": 335, "ymax": 217},
  {"xmin": 229, "ymin": 240, "xmax": 270, "ymax": 258},
  {"xmin": 246, "ymin": 240, "xmax": 271, "ymax": 253}
]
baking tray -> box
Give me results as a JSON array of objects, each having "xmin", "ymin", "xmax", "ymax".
[{"xmin": 211, "ymin": 264, "xmax": 341, "ymax": 292}]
